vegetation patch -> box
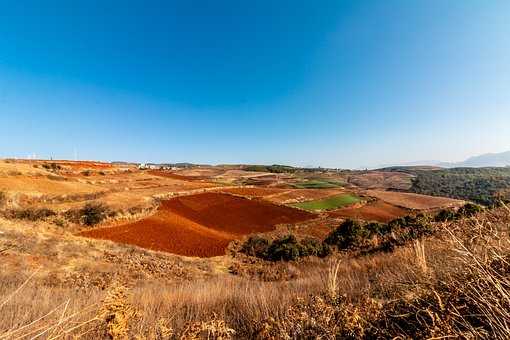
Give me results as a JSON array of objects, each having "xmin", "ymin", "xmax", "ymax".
[
  {"xmin": 241, "ymin": 234, "xmax": 330, "ymax": 261},
  {"xmin": 408, "ymin": 167, "xmax": 510, "ymax": 205},
  {"xmin": 65, "ymin": 203, "xmax": 112, "ymax": 226},
  {"xmin": 291, "ymin": 179, "xmax": 345, "ymax": 189},
  {"xmin": 325, "ymin": 214, "xmax": 434, "ymax": 252},
  {"xmin": 0, "ymin": 191, "xmax": 5, "ymax": 208},
  {"xmin": 434, "ymin": 203, "xmax": 484, "ymax": 222},
  {"xmin": 42, "ymin": 162, "xmax": 62, "ymax": 171},
  {"xmin": 244, "ymin": 164, "xmax": 298, "ymax": 173},
  {"xmin": 3, "ymin": 208, "xmax": 56, "ymax": 221},
  {"xmin": 291, "ymin": 194, "xmax": 361, "ymax": 211}
]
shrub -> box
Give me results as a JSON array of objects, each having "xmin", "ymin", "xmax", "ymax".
[
  {"xmin": 324, "ymin": 220, "xmax": 369, "ymax": 250},
  {"xmin": 241, "ymin": 236, "xmax": 270, "ymax": 258},
  {"xmin": 241, "ymin": 235, "xmax": 330, "ymax": 261},
  {"xmin": 4, "ymin": 208, "xmax": 56, "ymax": 221},
  {"xmin": 457, "ymin": 203, "xmax": 483, "ymax": 217},
  {"xmin": 42, "ymin": 163, "xmax": 61, "ymax": 171},
  {"xmin": 80, "ymin": 203, "xmax": 109, "ymax": 226},
  {"xmin": 65, "ymin": 203, "xmax": 110, "ymax": 226},
  {"xmin": 434, "ymin": 209, "xmax": 457, "ymax": 222},
  {"xmin": 299, "ymin": 237, "xmax": 331, "ymax": 258},
  {"xmin": 266, "ymin": 235, "xmax": 302, "ymax": 261},
  {"xmin": 0, "ymin": 191, "xmax": 6, "ymax": 207},
  {"xmin": 326, "ymin": 216, "xmax": 435, "ymax": 253}
]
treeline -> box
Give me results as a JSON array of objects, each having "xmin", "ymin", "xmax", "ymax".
[
  {"xmin": 408, "ymin": 167, "xmax": 510, "ymax": 205},
  {"xmin": 244, "ymin": 164, "xmax": 332, "ymax": 174}
]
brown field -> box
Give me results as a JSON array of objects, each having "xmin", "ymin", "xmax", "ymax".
[
  {"xmin": 328, "ymin": 200, "xmax": 410, "ymax": 222},
  {"xmin": 177, "ymin": 168, "xmax": 226, "ymax": 177},
  {"xmin": 148, "ymin": 170, "xmax": 208, "ymax": 181},
  {"xmin": 265, "ymin": 188, "xmax": 346, "ymax": 204},
  {"xmin": 79, "ymin": 192, "xmax": 315, "ymax": 257},
  {"xmin": 218, "ymin": 187, "xmax": 288, "ymax": 197},
  {"xmin": 0, "ymin": 176, "xmax": 103, "ymax": 196},
  {"xmin": 347, "ymin": 171, "xmax": 414, "ymax": 190},
  {"xmin": 365, "ymin": 189, "xmax": 464, "ymax": 210}
]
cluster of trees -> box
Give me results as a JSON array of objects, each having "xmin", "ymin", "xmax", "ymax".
[
  {"xmin": 244, "ymin": 164, "xmax": 299, "ymax": 173},
  {"xmin": 241, "ymin": 203, "xmax": 484, "ymax": 261},
  {"xmin": 409, "ymin": 168, "xmax": 510, "ymax": 205},
  {"xmin": 324, "ymin": 215, "xmax": 434, "ymax": 253},
  {"xmin": 241, "ymin": 234, "xmax": 330, "ymax": 261}
]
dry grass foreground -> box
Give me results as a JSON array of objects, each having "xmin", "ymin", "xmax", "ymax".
[{"xmin": 1, "ymin": 206, "xmax": 509, "ymax": 339}]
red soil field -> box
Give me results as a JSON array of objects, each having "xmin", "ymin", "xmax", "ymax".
[
  {"xmin": 328, "ymin": 200, "xmax": 409, "ymax": 223},
  {"xmin": 80, "ymin": 192, "xmax": 314, "ymax": 257}
]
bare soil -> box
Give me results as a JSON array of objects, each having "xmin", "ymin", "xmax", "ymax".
[
  {"xmin": 79, "ymin": 193, "xmax": 315, "ymax": 257},
  {"xmin": 365, "ymin": 190, "xmax": 464, "ymax": 210},
  {"xmin": 328, "ymin": 200, "xmax": 409, "ymax": 223}
]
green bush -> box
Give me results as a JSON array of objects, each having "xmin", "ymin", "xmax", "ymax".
[
  {"xmin": 326, "ymin": 216, "xmax": 435, "ymax": 252},
  {"xmin": 65, "ymin": 203, "xmax": 110, "ymax": 226},
  {"xmin": 241, "ymin": 235, "xmax": 270, "ymax": 258},
  {"xmin": 299, "ymin": 237, "xmax": 331, "ymax": 257},
  {"xmin": 80, "ymin": 203, "xmax": 108, "ymax": 226},
  {"xmin": 241, "ymin": 235, "xmax": 330, "ymax": 261},
  {"xmin": 457, "ymin": 203, "xmax": 483, "ymax": 217},
  {"xmin": 266, "ymin": 235, "xmax": 302, "ymax": 261},
  {"xmin": 324, "ymin": 220, "xmax": 370, "ymax": 249},
  {"xmin": 434, "ymin": 209, "xmax": 457, "ymax": 222}
]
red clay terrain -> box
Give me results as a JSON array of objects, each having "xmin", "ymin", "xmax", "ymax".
[
  {"xmin": 79, "ymin": 192, "xmax": 314, "ymax": 257},
  {"xmin": 328, "ymin": 200, "xmax": 409, "ymax": 223}
]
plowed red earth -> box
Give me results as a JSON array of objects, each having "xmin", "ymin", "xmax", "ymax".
[
  {"xmin": 328, "ymin": 200, "xmax": 409, "ymax": 223},
  {"xmin": 80, "ymin": 193, "xmax": 314, "ymax": 257}
]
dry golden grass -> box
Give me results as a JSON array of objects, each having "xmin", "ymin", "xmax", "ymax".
[{"xmin": 1, "ymin": 204, "xmax": 509, "ymax": 338}]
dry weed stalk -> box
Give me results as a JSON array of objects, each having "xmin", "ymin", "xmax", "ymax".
[
  {"xmin": 181, "ymin": 314, "xmax": 235, "ymax": 340},
  {"xmin": 98, "ymin": 283, "xmax": 137, "ymax": 339},
  {"xmin": 0, "ymin": 269, "xmax": 98, "ymax": 339},
  {"xmin": 413, "ymin": 239, "xmax": 428, "ymax": 275},
  {"xmin": 325, "ymin": 258, "xmax": 342, "ymax": 303}
]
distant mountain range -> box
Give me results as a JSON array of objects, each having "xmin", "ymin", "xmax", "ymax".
[
  {"xmin": 374, "ymin": 150, "xmax": 510, "ymax": 170},
  {"xmin": 446, "ymin": 151, "xmax": 510, "ymax": 168}
]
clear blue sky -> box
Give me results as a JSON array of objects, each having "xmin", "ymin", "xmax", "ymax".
[{"xmin": 0, "ymin": 1, "xmax": 509, "ymax": 168}]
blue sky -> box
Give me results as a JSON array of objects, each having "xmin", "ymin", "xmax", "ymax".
[{"xmin": 0, "ymin": 1, "xmax": 509, "ymax": 168}]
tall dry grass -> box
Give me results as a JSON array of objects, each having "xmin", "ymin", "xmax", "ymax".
[{"xmin": 0, "ymin": 207, "xmax": 509, "ymax": 339}]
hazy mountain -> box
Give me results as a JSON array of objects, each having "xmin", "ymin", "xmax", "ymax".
[
  {"xmin": 452, "ymin": 151, "xmax": 510, "ymax": 168},
  {"xmin": 371, "ymin": 150, "xmax": 510, "ymax": 170}
]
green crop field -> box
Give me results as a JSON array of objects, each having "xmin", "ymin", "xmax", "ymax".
[
  {"xmin": 291, "ymin": 194, "xmax": 361, "ymax": 211},
  {"xmin": 291, "ymin": 179, "xmax": 345, "ymax": 189}
]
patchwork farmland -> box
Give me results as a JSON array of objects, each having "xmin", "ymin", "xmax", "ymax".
[
  {"xmin": 80, "ymin": 192, "xmax": 314, "ymax": 257},
  {"xmin": 1, "ymin": 158, "xmax": 502, "ymax": 339}
]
